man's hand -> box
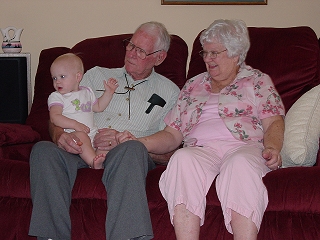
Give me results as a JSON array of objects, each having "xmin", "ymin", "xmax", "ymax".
[
  {"xmin": 116, "ymin": 130, "xmax": 136, "ymax": 144},
  {"xmin": 93, "ymin": 128, "xmax": 119, "ymax": 151},
  {"xmin": 49, "ymin": 121, "xmax": 83, "ymax": 154},
  {"xmin": 57, "ymin": 132, "xmax": 83, "ymax": 154},
  {"xmin": 262, "ymin": 147, "xmax": 282, "ymax": 170}
]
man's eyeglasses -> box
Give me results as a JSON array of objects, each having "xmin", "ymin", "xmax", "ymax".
[
  {"xmin": 123, "ymin": 38, "xmax": 163, "ymax": 60},
  {"xmin": 199, "ymin": 49, "xmax": 227, "ymax": 59}
]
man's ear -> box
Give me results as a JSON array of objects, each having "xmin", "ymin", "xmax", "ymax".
[{"xmin": 154, "ymin": 51, "xmax": 167, "ymax": 66}]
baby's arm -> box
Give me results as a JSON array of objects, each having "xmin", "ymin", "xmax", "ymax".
[
  {"xmin": 49, "ymin": 105, "xmax": 90, "ymax": 133},
  {"xmin": 93, "ymin": 78, "xmax": 118, "ymax": 112}
]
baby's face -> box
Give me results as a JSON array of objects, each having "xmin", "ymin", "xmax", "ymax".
[{"xmin": 50, "ymin": 61, "xmax": 80, "ymax": 95}]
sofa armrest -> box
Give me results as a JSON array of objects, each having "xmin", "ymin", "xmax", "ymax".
[
  {"xmin": 0, "ymin": 123, "xmax": 40, "ymax": 146},
  {"xmin": 263, "ymin": 166, "xmax": 320, "ymax": 213},
  {"xmin": 0, "ymin": 159, "xmax": 31, "ymax": 198}
]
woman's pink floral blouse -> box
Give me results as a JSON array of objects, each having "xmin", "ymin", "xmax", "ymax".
[{"xmin": 164, "ymin": 64, "xmax": 285, "ymax": 143}]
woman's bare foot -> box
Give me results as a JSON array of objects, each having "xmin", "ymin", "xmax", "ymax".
[{"xmin": 92, "ymin": 153, "xmax": 106, "ymax": 169}]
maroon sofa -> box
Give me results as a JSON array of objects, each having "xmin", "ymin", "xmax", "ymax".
[{"xmin": 1, "ymin": 26, "xmax": 320, "ymax": 240}]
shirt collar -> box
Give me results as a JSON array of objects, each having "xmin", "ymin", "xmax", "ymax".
[
  {"xmin": 201, "ymin": 63, "xmax": 254, "ymax": 92},
  {"xmin": 121, "ymin": 67, "xmax": 155, "ymax": 88},
  {"xmin": 235, "ymin": 63, "xmax": 255, "ymax": 79}
]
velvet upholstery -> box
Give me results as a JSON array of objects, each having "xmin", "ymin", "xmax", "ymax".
[
  {"xmin": 0, "ymin": 123, "xmax": 40, "ymax": 147},
  {"xmin": 0, "ymin": 33, "xmax": 188, "ymax": 240},
  {"xmin": 1, "ymin": 27, "xmax": 320, "ymax": 240}
]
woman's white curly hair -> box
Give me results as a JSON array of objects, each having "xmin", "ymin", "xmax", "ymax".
[{"xmin": 200, "ymin": 19, "xmax": 250, "ymax": 66}]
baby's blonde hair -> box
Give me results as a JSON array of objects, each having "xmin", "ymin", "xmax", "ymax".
[{"xmin": 52, "ymin": 53, "xmax": 84, "ymax": 74}]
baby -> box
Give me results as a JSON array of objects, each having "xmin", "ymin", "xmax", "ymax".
[{"xmin": 48, "ymin": 53, "xmax": 118, "ymax": 169}]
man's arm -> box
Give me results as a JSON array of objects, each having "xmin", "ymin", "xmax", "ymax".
[
  {"xmin": 117, "ymin": 126, "xmax": 183, "ymax": 157},
  {"xmin": 149, "ymin": 149, "xmax": 179, "ymax": 165},
  {"xmin": 49, "ymin": 121, "xmax": 83, "ymax": 154},
  {"xmin": 49, "ymin": 120, "xmax": 63, "ymax": 144}
]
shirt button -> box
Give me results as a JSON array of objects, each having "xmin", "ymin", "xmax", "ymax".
[
  {"xmin": 126, "ymin": 98, "xmax": 130, "ymax": 101},
  {"xmin": 118, "ymin": 113, "xmax": 122, "ymax": 116},
  {"xmin": 108, "ymin": 125, "xmax": 112, "ymax": 128}
]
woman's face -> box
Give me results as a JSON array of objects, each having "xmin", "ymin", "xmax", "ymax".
[{"xmin": 202, "ymin": 41, "xmax": 239, "ymax": 83}]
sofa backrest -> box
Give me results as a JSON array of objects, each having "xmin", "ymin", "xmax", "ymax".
[
  {"xmin": 26, "ymin": 34, "xmax": 188, "ymax": 141},
  {"xmin": 187, "ymin": 26, "xmax": 320, "ymax": 113}
]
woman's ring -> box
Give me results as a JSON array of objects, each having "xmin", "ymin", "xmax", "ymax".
[{"xmin": 109, "ymin": 141, "xmax": 112, "ymax": 146}]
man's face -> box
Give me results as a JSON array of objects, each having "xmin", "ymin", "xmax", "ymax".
[{"xmin": 124, "ymin": 29, "xmax": 160, "ymax": 80}]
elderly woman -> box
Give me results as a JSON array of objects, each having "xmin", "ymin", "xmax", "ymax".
[{"xmin": 117, "ymin": 19, "xmax": 285, "ymax": 240}]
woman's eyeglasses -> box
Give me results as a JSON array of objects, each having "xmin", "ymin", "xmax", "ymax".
[{"xmin": 199, "ymin": 49, "xmax": 227, "ymax": 59}]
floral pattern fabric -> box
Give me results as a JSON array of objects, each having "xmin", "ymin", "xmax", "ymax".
[{"xmin": 164, "ymin": 64, "xmax": 285, "ymax": 143}]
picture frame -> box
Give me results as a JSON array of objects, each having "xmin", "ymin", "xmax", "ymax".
[{"xmin": 161, "ymin": 0, "xmax": 267, "ymax": 5}]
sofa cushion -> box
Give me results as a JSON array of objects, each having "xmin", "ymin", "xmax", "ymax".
[
  {"xmin": 281, "ymin": 85, "xmax": 320, "ymax": 167},
  {"xmin": 0, "ymin": 123, "xmax": 40, "ymax": 146}
]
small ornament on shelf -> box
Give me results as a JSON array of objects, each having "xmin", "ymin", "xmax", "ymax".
[{"xmin": 1, "ymin": 26, "xmax": 23, "ymax": 53}]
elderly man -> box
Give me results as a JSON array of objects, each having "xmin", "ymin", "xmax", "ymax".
[{"xmin": 29, "ymin": 21, "xmax": 180, "ymax": 240}]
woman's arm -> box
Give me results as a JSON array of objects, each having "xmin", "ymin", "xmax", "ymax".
[{"xmin": 261, "ymin": 115, "xmax": 285, "ymax": 170}]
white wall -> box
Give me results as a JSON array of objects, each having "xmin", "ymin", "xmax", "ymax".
[{"xmin": 1, "ymin": 0, "xmax": 320, "ymax": 95}]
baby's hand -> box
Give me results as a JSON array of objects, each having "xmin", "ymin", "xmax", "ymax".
[
  {"xmin": 104, "ymin": 78, "xmax": 118, "ymax": 93},
  {"xmin": 74, "ymin": 122, "xmax": 90, "ymax": 133}
]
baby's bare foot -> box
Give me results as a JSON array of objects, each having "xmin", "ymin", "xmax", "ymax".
[{"xmin": 92, "ymin": 153, "xmax": 106, "ymax": 169}]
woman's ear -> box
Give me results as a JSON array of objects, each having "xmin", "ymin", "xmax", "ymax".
[
  {"xmin": 233, "ymin": 55, "xmax": 240, "ymax": 64},
  {"xmin": 154, "ymin": 51, "xmax": 167, "ymax": 66}
]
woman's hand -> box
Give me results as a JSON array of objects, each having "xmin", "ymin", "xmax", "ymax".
[
  {"xmin": 262, "ymin": 147, "xmax": 282, "ymax": 170},
  {"xmin": 93, "ymin": 128, "xmax": 119, "ymax": 151}
]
